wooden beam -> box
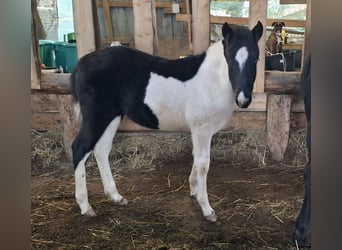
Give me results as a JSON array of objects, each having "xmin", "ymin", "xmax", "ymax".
[
  {"xmin": 191, "ymin": 0, "xmax": 210, "ymax": 54},
  {"xmin": 33, "ymin": 71, "xmax": 302, "ymax": 95},
  {"xmin": 280, "ymin": 0, "xmax": 306, "ymax": 4},
  {"xmin": 178, "ymin": 15, "xmax": 306, "ymax": 28},
  {"xmin": 249, "ymin": 0, "xmax": 267, "ymax": 93},
  {"xmin": 96, "ymin": 1, "xmax": 185, "ymax": 11},
  {"xmin": 72, "ymin": 0, "xmax": 97, "ymax": 58},
  {"xmin": 37, "ymin": 73, "xmax": 71, "ymax": 94},
  {"xmin": 210, "ymin": 16, "xmax": 247, "ymax": 26},
  {"xmin": 264, "ymin": 71, "xmax": 301, "ymax": 94},
  {"xmin": 132, "ymin": 0, "xmax": 154, "ymax": 54}
]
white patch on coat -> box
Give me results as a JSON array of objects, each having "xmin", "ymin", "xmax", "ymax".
[
  {"xmin": 235, "ymin": 46, "xmax": 248, "ymax": 72},
  {"xmin": 75, "ymin": 152, "xmax": 95, "ymax": 216},
  {"xmin": 144, "ymin": 41, "xmax": 235, "ymax": 132}
]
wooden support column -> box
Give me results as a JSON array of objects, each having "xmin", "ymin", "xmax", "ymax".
[
  {"xmin": 249, "ymin": 0, "xmax": 267, "ymax": 93},
  {"xmin": 57, "ymin": 0, "xmax": 97, "ymax": 162},
  {"xmin": 57, "ymin": 95, "xmax": 80, "ymax": 161},
  {"xmin": 31, "ymin": 0, "xmax": 41, "ymax": 89},
  {"xmin": 72, "ymin": 0, "xmax": 97, "ymax": 57},
  {"xmin": 132, "ymin": 0, "xmax": 155, "ymax": 54},
  {"xmin": 31, "ymin": 40, "xmax": 41, "ymax": 89},
  {"xmin": 267, "ymin": 95, "xmax": 292, "ymax": 161},
  {"xmin": 302, "ymin": 0, "xmax": 311, "ymax": 64},
  {"xmin": 191, "ymin": 0, "xmax": 210, "ymax": 54}
]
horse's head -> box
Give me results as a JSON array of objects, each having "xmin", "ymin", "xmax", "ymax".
[{"xmin": 222, "ymin": 21, "xmax": 263, "ymax": 108}]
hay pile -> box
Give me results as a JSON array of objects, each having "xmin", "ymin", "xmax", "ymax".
[{"xmin": 31, "ymin": 129, "xmax": 307, "ymax": 172}]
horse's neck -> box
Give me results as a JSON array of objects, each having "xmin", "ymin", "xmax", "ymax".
[
  {"xmin": 197, "ymin": 41, "xmax": 228, "ymax": 79},
  {"xmin": 191, "ymin": 41, "xmax": 231, "ymax": 94}
]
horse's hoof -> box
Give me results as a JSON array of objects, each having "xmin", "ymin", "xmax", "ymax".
[
  {"xmin": 205, "ymin": 211, "xmax": 217, "ymax": 222},
  {"xmin": 117, "ymin": 197, "xmax": 128, "ymax": 206},
  {"xmin": 292, "ymin": 230, "xmax": 310, "ymax": 248},
  {"xmin": 84, "ymin": 208, "xmax": 97, "ymax": 217}
]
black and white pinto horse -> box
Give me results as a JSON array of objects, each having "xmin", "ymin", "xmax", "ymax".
[
  {"xmin": 71, "ymin": 22, "xmax": 263, "ymax": 222},
  {"xmin": 293, "ymin": 54, "xmax": 311, "ymax": 246}
]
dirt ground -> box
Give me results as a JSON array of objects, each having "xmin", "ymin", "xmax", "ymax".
[{"xmin": 31, "ymin": 129, "xmax": 310, "ymax": 250}]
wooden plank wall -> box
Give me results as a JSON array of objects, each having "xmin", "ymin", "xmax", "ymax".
[{"xmin": 96, "ymin": 0, "xmax": 188, "ymax": 49}]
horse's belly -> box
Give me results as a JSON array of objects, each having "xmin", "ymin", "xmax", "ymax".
[{"xmin": 144, "ymin": 73, "xmax": 189, "ymax": 131}]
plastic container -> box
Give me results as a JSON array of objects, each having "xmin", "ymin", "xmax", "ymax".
[
  {"xmin": 38, "ymin": 40, "xmax": 56, "ymax": 68},
  {"xmin": 54, "ymin": 42, "xmax": 78, "ymax": 73},
  {"xmin": 265, "ymin": 52, "xmax": 295, "ymax": 71},
  {"xmin": 67, "ymin": 32, "xmax": 76, "ymax": 43}
]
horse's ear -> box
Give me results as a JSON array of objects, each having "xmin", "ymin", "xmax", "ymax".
[
  {"xmin": 252, "ymin": 21, "xmax": 263, "ymax": 42},
  {"xmin": 280, "ymin": 22, "xmax": 285, "ymax": 27},
  {"xmin": 222, "ymin": 22, "xmax": 233, "ymax": 40},
  {"xmin": 271, "ymin": 22, "xmax": 276, "ymax": 27}
]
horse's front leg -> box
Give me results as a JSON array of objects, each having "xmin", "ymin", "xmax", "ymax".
[{"xmin": 190, "ymin": 129, "xmax": 217, "ymax": 222}]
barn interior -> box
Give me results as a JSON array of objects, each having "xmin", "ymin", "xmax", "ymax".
[{"xmin": 31, "ymin": 0, "xmax": 311, "ymax": 249}]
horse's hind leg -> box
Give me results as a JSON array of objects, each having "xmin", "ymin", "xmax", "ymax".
[
  {"xmin": 94, "ymin": 116, "xmax": 128, "ymax": 206},
  {"xmin": 73, "ymin": 123, "xmax": 100, "ymax": 216}
]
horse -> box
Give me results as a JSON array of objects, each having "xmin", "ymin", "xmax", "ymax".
[
  {"xmin": 70, "ymin": 21, "xmax": 263, "ymax": 222},
  {"xmin": 293, "ymin": 53, "xmax": 311, "ymax": 246}
]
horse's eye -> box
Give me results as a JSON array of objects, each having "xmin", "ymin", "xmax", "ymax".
[{"xmin": 255, "ymin": 58, "xmax": 259, "ymax": 63}]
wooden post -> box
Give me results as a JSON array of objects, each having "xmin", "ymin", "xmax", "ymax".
[
  {"xmin": 58, "ymin": 0, "xmax": 97, "ymax": 162},
  {"xmin": 267, "ymin": 95, "xmax": 292, "ymax": 161},
  {"xmin": 249, "ymin": 0, "xmax": 267, "ymax": 93},
  {"xmin": 31, "ymin": 40, "xmax": 41, "ymax": 89},
  {"xmin": 151, "ymin": 0, "xmax": 159, "ymax": 54},
  {"xmin": 302, "ymin": 0, "xmax": 311, "ymax": 64},
  {"xmin": 72, "ymin": 0, "xmax": 97, "ymax": 58},
  {"xmin": 184, "ymin": 0, "xmax": 193, "ymax": 53},
  {"xmin": 57, "ymin": 95, "xmax": 80, "ymax": 161},
  {"xmin": 31, "ymin": 0, "xmax": 41, "ymax": 89},
  {"xmin": 191, "ymin": 0, "xmax": 210, "ymax": 54},
  {"xmin": 132, "ymin": 0, "xmax": 155, "ymax": 54}
]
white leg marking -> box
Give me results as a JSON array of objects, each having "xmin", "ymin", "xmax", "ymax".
[
  {"xmin": 94, "ymin": 117, "xmax": 128, "ymax": 206},
  {"xmin": 189, "ymin": 163, "xmax": 198, "ymax": 197},
  {"xmin": 191, "ymin": 130, "xmax": 217, "ymax": 222},
  {"xmin": 75, "ymin": 152, "xmax": 96, "ymax": 216},
  {"xmin": 235, "ymin": 46, "xmax": 248, "ymax": 72}
]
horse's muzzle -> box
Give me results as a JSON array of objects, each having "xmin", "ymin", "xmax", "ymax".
[{"xmin": 236, "ymin": 91, "xmax": 251, "ymax": 108}]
